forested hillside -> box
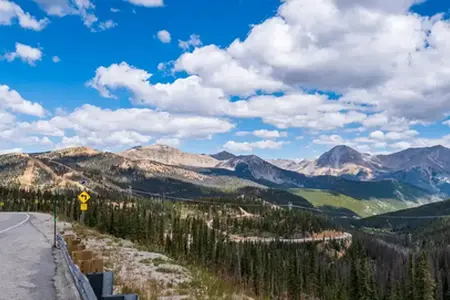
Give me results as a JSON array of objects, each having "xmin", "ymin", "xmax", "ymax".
[
  {"xmin": 357, "ymin": 199, "xmax": 450, "ymax": 230},
  {"xmin": 1, "ymin": 186, "xmax": 449, "ymax": 299}
]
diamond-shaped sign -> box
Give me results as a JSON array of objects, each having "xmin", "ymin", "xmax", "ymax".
[{"xmin": 78, "ymin": 191, "xmax": 90, "ymax": 204}]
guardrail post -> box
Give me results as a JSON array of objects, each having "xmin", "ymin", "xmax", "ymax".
[
  {"xmin": 87, "ymin": 272, "xmax": 113, "ymax": 299},
  {"xmin": 59, "ymin": 234, "xmax": 139, "ymax": 300}
]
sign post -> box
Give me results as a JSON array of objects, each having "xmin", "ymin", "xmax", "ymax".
[
  {"xmin": 53, "ymin": 198, "xmax": 56, "ymax": 248},
  {"xmin": 78, "ymin": 191, "xmax": 90, "ymax": 225}
]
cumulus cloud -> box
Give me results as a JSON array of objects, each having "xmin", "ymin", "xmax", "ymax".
[
  {"xmin": 87, "ymin": 62, "xmax": 231, "ymax": 115},
  {"xmin": 157, "ymin": 30, "xmax": 171, "ymax": 43},
  {"xmin": 173, "ymin": 45, "xmax": 286, "ymax": 96},
  {"xmin": 0, "ymin": 0, "xmax": 49, "ymax": 31},
  {"xmin": 87, "ymin": 62, "xmax": 371, "ymax": 131},
  {"xmin": 3, "ymin": 104, "xmax": 232, "ymax": 149},
  {"xmin": 223, "ymin": 140, "xmax": 286, "ymax": 152},
  {"xmin": 228, "ymin": 93, "xmax": 365, "ymax": 130},
  {"xmin": 178, "ymin": 34, "xmax": 202, "ymax": 51},
  {"xmin": 170, "ymin": 0, "xmax": 450, "ymax": 125},
  {"xmin": 0, "ymin": 85, "xmax": 45, "ymax": 116},
  {"xmin": 4, "ymin": 43, "xmax": 42, "ymax": 65},
  {"xmin": 52, "ymin": 55, "xmax": 60, "ymax": 63},
  {"xmin": 0, "ymin": 101, "xmax": 235, "ymax": 150}
]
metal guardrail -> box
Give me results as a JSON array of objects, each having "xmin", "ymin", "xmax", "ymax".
[{"xmin": 57, "ymin": 234, "xmax": 98, "ymax": 300}]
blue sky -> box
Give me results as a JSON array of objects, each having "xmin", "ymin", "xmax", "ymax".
[{"xmin": 1, "ymin": 0, "xmax": 450, "ymax": 159}]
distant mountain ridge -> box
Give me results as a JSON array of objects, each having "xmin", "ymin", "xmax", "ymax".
[
  {"xmin": 269, "ymin": 145, "xmax": 450, "ymax": 195},
  {"xmin": 0, "ymin": 144, "xmax": 443, "ymax": 207}
]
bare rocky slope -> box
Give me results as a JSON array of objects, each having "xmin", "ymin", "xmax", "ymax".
[
  {"xmin": 120, "ymin": 144, "xmax": 219, "ymax": 168},
  {"xmin": 0, "ymin": 147, "xmax": 259, "ymax": 195}
]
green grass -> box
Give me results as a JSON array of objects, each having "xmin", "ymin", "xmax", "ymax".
[{"xmin": 289, "ymin": 188, "xmax": 409, "ymax": 217}]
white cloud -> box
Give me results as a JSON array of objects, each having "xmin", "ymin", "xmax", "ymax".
[
  {"xmin": 369, "ymin": 130, "xmax": 385, "ymax": 140},
  {"xmin": 443, "ymin": 120, "xmax": 450, "ymax": 127},
  {"xmin": 228, "ymin": 93, "xmax": 365, "ymax": 130},
  {"xmin": 235, "ymin": 129, "xmax": 287, "ymax": 139},
  {"xmin": 0, "ymin": 0, "xmax": 49, "ymax": 31},
  {"xmin": 110, "ymin": 8, "xmax": 120, "ymax": 12},
  {"xmin": 0, "ymin": 85, "xmax": 45, "ymax": 116},
  {"xmin": 178, "ymin": 34, "xmax": 202, "ymax": 51},
  {"xmin": 58, "ymin": 130, "xmax": 151, "ymax": 148},
  {"xmin": 52, "ymin": 55, "xmax": 60, "ymax": 63},
  {"xmin": 4, "ymin": 43, "xmax": 42, "ymax": 65},
  {"xmin": 173, "ymin": 45, "xmax": 286, "ymax": 96},
  {"xmin": 157, "ymin": 30, "xmax": 171, "ymax": 43},
  {"xmin": 0, "ymin": 102, "xmax": 233, "ymax": 150},
  {"xmin": 385, "ymin": 130, "xmax": 419, "ymax": 140},
  {"xmin": 32, "ymin": 0, "xmax": 100, "ymax": 29},
  {"xmin": 165, "ymin": 0, "xmax": 450, "ymax": 125},
  {"xmin": 235, "ymin": 131, "xmax": 250, "ymax": 136},
  {"xmin": 23, "ymin": 105, "xmax": 234, "ymax": 148},
  {"xmin": 253, "ymin": 129, "xmax": 287, "ymax": 139},
  {"xmin": 88, "ymin": 62, "xmax": 369, "ymax": 131},
  {"xmin": 98, "ymin": 19, "xmax": 117, "ymax": 31},
  {"xmin": 313, "ymin": 134, "xmax": 347, "ymax": 146},
  {"xmin": 87, "ymin": 62, "xmax": 231, "ymax": 115},
  {"xmin": 155, "ymin": 138, "xmax": 180, "ymax": 147},
  {"xmin": 125, "ymin": 0, "xmax": 164, "ymax": 7},
  {"xmin": 223, "ymin": 140, "xmax": 286, "ymax": 152}
]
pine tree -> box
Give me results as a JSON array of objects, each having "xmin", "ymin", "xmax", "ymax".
[
  {"xmin": 416, "ymin": 252, "xmax": 436, "ymax": 300},
  {"xmin": 408, "ymin": 253, "xmax": 416, "ymax": 300},
  {"xmin": 349, "ymin": 258, "xmax": 360, "ymax": 300}
]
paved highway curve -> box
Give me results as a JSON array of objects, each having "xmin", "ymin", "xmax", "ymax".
[{"xmin": 0, "ymin": 212, "xmax": 79, "ymax": 300}]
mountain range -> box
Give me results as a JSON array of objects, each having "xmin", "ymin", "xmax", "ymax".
[
  {"xmin": 0, "ymin": 144, "xmax": 445, "ymax": 208},
  {"xmin": 268, "ymin": 145, "xmax": 450, "ymax": 195}
]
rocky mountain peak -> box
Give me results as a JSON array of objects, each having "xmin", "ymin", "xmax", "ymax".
[
  {"xmin": 316, "ymin": 145, "xmax": 367, "ymax": 168},
  {"xmin": 210, "ymin": 151, "xmax": 235, "ymax": 161}
]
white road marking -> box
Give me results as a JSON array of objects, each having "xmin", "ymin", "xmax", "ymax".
[{"xmin": 0, "ymin": 213, "xmax": 30, "ymax": 234}]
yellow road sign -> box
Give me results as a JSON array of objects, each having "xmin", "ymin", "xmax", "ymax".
[
  {"xmin": 80, "ymin": 203, "xmax": 88, "ymax": 211},
  {"xmin": 78, "ymin": 191, "xmax": 90, "ymax": 204}
]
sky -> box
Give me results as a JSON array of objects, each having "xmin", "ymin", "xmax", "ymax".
[{"xmin": 1, "ymin": 0, "xmax": 450, "ymax": 159}]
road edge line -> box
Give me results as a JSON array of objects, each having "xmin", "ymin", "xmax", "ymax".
[{"xmin": 0, "ymin": 213, "xmax": 30, "ymax": 234}]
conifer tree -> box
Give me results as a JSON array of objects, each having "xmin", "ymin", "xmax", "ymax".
[{"xmin": 416, "ymin": 252, "xmax": 436, "ymax": 300}]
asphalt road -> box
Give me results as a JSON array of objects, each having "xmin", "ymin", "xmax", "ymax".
[{"xmin": 0, "ymin": 213, "xmax": 57, "ymax": 300}]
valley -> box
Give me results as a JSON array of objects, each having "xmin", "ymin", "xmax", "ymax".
[{"xmin": 1, "ymin": 144, "xmax": 450, "ymax": 299}]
